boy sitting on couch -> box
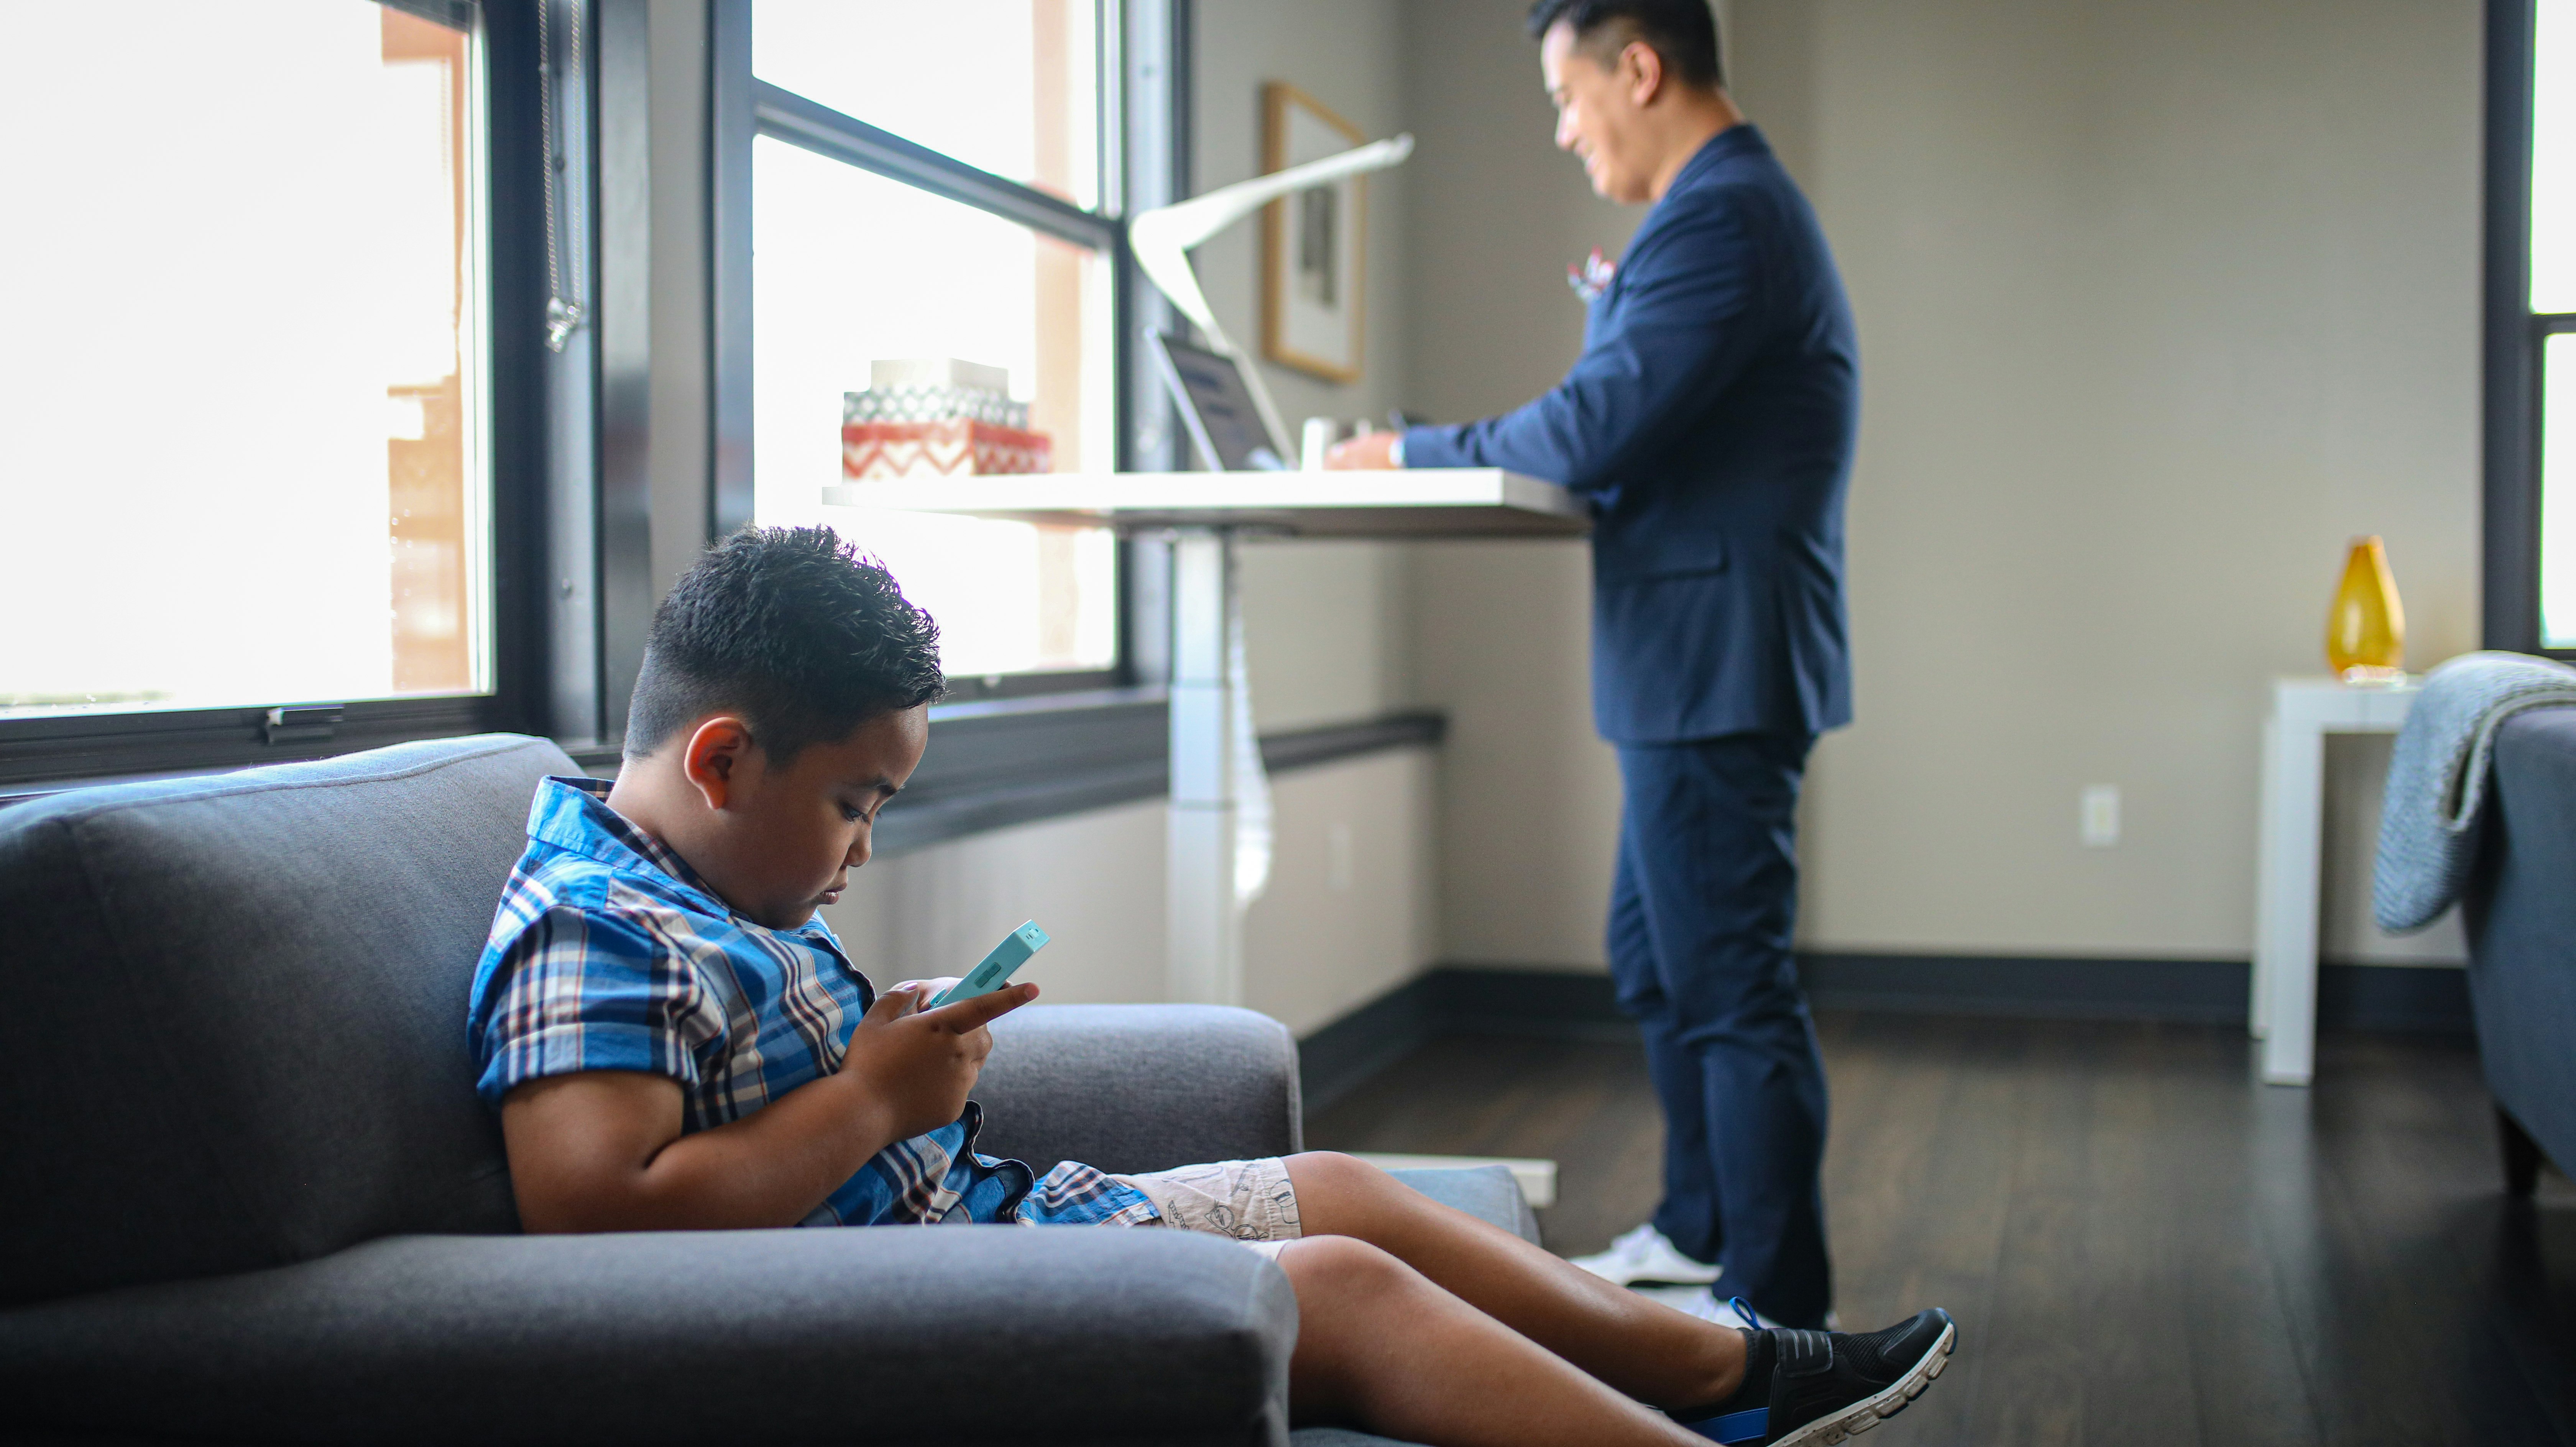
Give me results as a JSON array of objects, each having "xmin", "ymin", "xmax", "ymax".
[{"xmin": 467, "ymin": 526, "xmax": 1954, "ymax": 1447}]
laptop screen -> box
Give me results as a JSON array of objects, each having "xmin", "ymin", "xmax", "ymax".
[{"xmin": 1150, "ymin": 332, "xmax": 1287, "ymax": 471}]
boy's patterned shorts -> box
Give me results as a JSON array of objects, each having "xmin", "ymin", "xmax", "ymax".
[{"xmin": 1108, "ymin": 1157, "xmax": 1303, "ymax": 1260}]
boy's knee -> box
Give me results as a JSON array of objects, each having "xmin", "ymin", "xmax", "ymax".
[
  {"xmin": 1286, "ymin": 1149, "xmax": 1400, "ymax": 1201},
  {"xmin": 1278, "ymin": 1234, "xmax": 1416, "ymax": 1306},
  {"xmin": 1287, "ymin": 1151, "xmax": 1445, "ymax": 1239}
]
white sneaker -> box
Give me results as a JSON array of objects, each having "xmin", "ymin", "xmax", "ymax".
[
  {"xmin": 1657, "ymin": 1289, "xmax": 1842, "ymax": 1333},
  {"xmin": 1664, "ymin": 1287, "xmax": 1783, "ymax": 1329},
  {"xmin": 1570, "ymin": 1224, "xmax": 1722, "ymax": 1286}
]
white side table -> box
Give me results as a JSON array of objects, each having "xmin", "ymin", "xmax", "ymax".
[{"xmin": 2251, "ymin": 675, "xmax": 2419, "ymax": 1085}]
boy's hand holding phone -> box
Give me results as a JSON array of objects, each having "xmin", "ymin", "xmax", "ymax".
[
  {"xmin": 840, "ymin": 922, "xmax": 1051, "ymax": 1142},
  {"xmin": 839, "ymin": 979, "xmax": 1038, "ymax": 1143}
]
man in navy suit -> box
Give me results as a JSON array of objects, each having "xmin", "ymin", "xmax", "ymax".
[{"xmin": 1332, "ymin": 0, "xmax": 1855, "ymax": 1330}]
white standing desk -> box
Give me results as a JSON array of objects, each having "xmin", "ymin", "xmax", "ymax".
[
  {"xmin": 2251, "ymin": 675, "xmax": 2420, "ymax": 1086},
  {"xmin": 824, "ymin": 469, "xmax": 1590, "ymax": 1009}
]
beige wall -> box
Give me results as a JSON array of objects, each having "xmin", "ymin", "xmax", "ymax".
[
  {"xmin": 1194, "ymin": 0, "xmax": 1424, "ymax": 733},
  {"xmin": 822, "ymin": 748, "xmax": 1441, "ymax": 1031},
  {"xmin": 1404, "ymin": 0, "xmax": 2484, "ymax": 970},
  {"xmin": 1397, "ymin": 0, "xmax": 1635, "ymax": 968},
  {"xmin": 1244, "ymin": 747, "xmax": 1441, "ymax": 1034}
]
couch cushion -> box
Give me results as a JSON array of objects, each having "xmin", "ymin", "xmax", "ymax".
[
  {"xmin": 2466, "ymin": 707, "xmax": 2576, "ymax": 1173},
  {"xmin": 0, "ymin": 734, "xmax": 575, "ymax": 1306},
  {"xmin": 1382, "ymin": 1165, "xmax": 1543, "ymax": 1247}
]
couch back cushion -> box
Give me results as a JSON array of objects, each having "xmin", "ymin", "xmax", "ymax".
[{"xmin": 0, "ymin": 734, "xmax": 575, "ymax": 1306}]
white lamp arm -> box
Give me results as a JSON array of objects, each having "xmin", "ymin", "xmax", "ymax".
[{"xmin": 1126, "ymin": 134, "xmax": 1413, "ymax": 463}]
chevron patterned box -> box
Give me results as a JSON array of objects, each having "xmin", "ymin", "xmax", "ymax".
[{"xmin": 841, "ymin": 418, "xmax": 1053, "ymax": 478}]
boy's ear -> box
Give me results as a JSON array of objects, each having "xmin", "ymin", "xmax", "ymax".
[{"xmin": 680, "ymin": 716, "xmax": 757, "ymax": 811}]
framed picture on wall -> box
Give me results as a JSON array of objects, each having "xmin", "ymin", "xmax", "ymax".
[{"xmin": 1261, "ymin": 82, "xmax": 1366, "ymax": 384}]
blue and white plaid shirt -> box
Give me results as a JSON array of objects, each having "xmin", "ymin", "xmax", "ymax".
[{"xmin": 467, "ymin": 777, "xmax": 1156, "ymax": 1229}]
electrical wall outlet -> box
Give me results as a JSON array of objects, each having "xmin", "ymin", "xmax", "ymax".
[{"xmin": 2080, "ymin": 784, "xmax": 2121, "ymax": 847}]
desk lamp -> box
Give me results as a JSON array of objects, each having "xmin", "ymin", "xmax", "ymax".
[{"xmin": 1127, "ymin": 134, "xmax": 1414, "ymax": 457}]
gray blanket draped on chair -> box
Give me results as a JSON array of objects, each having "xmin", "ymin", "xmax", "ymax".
[{"xmin": 2372, "ymin": 651, "xmax": 2576, "ymax": 933}]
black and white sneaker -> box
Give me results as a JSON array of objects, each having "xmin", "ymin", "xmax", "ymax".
[{"xmin": 1675, "ymin": 1299, "xmax": 1955, "ymax": 1445}]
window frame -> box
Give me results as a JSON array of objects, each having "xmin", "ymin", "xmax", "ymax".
[
  {"xmin": 714, "ymin": 1, "xmax": 1149, "ymax": 706},
  {"xmin": 0, "ymin": 0, "xmax": 587, "ymax": 789},
  {"xmin": 4, "ymin": 0, "xmax": 1205, "ymax": 822},
  {"xmin": 2486, "ymin": 0, "xmax": 2576, "ymax": 658}
]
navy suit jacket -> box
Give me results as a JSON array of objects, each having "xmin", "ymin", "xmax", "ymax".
[{"xmin": 1404, "ymin": 125, "xmax": 1857, "ymax": 744}]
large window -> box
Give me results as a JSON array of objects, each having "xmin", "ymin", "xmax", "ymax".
[
  {"xmin": 0, "ymin": 1, "xmax": 490, "ymax": 721},
  {"xmin": 746, "ymin": 1, "xmax": 1124, "ymax": 691},
  {"xmin": 2496, "ymin": 0, "xmax": 2576, "ymax": 651},
  {"xmin": 0, "ymin": 0, "xmax": 559, "ymax": 787},
  {"xmin": 2532, "ymin": 0, "xmax": 2576, "ymax": 645}
]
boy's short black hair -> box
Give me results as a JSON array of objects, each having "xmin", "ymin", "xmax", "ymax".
[
  {"xmin": 1526, "ymin": 0, "xmax": 1723, "ymax": 90},
  {"xmin": 624, "ymin": 526, "xmax": 945, "ymax": 766}
]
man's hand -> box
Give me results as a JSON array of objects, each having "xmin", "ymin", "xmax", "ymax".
[
  {"xmin": 1324, "ymin": 431, "xmax": 1401, "ymax": 469},
  {"xmin": 838, "ymin": 981, "xmax": 1040, "ymax": 1144}
]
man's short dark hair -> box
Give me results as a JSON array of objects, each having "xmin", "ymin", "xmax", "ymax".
[
  {"xmin": 1526, "ymin": 0, "xmax": 1722, "ymax": 90},
  {"xmin": 624, "ymin": 525, "xmax": 945, "ymax": 766}
]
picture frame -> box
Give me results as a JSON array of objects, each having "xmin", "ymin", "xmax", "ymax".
[{"xmin": 1261, "ymin": 82, "xmax": 1367, "ymax": 384}]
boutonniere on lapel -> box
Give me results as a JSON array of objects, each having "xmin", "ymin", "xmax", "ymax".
[{"xmin": 1567, "ymin": 247, "xmax": 1617, "ymax": 302}]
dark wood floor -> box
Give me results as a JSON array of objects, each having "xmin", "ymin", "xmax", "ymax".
[{"xmin": 1305, "ymin": 1013, "xmax": 2576, "ymax": 1446}]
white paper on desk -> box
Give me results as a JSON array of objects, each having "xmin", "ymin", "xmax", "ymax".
[{"xmin": 1230, "ymin": 607, "xmax": 1272, "ymax": 905}]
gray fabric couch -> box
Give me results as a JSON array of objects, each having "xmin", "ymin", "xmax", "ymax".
[
  {"xmin": 2462, "ymin": 707, "xmax": 2576, "ymax": 1196},
  {"xmin": 0, "ymin": 734, "xmax": 1535, "ymax": 1445}
]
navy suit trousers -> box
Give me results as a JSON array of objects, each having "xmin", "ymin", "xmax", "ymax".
[{"xmin": 1607, "ymin": 732, "xmax": 1832, "ymax": 1327}]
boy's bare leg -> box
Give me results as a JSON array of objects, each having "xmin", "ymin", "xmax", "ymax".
[
  {"xmin": 1284, "ymin": 1152, "xmax": 1747, "ymax": 1410},
  {"xmin": 1277, "ymin": 1235, "xmax": 1714, "ymax": 1447}
]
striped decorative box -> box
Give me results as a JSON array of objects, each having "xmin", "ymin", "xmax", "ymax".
[
  {"xmin": 841, "ymin": 418, "xmax": 1053, "ymax": 478},
  {"xmin": 842, "ymin": 385, "xmax": 1031, "ymax": 430}
]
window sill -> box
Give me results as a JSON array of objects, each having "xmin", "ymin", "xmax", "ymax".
[
  {"xmin": 0, "ymin": 703, "xmax": 533, "ymax": 809},
  {"xmin": 1, "ymin": 696, "xmax": 1449, "ymax": 850},
  {"xmin": 874, "ymin": 701, "xmax": 1446, "ymax": 856}
]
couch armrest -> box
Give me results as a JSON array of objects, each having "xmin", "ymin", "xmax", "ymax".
[
  {"xmin": 1385, "ymin": 1166, "xmax": 1543, "ymax": 1246},
  {"xmin": 974, "ymin": 1004, "xmax": 1303, "ymax": 1175},
  {"xmin": 0, "ymin": 1229, "xmax": 1293, "ymax": 1447}
]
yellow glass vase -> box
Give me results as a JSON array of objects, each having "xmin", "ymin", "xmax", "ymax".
[{"xmin": 2325, "ymin": 535, "xmax": 2405, "ymax": 682}]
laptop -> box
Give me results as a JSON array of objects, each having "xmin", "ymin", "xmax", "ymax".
[{"xmin": 1148, "ymin": 331, "xmax": 1290, "ymax": 472}]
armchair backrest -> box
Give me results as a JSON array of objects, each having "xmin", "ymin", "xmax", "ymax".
[{"xmin": 0, "ymin": 734, "xmax": 575, "ymax": 1306}]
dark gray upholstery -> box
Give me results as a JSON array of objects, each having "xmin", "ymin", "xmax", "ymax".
[
  {"xmin": 978, "ymin": 1004, "xmax": 1304, "ymax": 1174},
  {"xmin": 0, "ymin": 734, "xmax": 1543, "ymax": 1445},
  {"xmin": 0, "ymin": 1229, "xmax": 1293, "ymax": 1447},
  {"xmin": 1384, "ymin": 1165, "xmax": 1543, "ymax": 1247},
  {"xmin": 0, "ymin": 734, "xmax": 570, "ymax": 1306},
  {"xmin": 2462, "ymin": 707, "xmax": 2576, "ymax": 1177}
]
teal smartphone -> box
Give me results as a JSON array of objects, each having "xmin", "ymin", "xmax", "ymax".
[{"xmin": 930, "ymin": 920, "xmax": 1050, "ymax": 1008}]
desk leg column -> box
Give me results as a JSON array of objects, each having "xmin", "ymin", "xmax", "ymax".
[
  {"xmin": 2256, "ymin": 713, "xmax": 2325, "ymax": 1085},
  {"xmin": 1166, "ymin": 529, "xmax": 1244, "ymax": 1007}
]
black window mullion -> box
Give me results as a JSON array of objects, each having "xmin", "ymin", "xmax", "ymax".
[
  {"xmin": 2486, "ymin": 0, "xmax": 2548, "ymax": 653},
  {"xmin": 0, "ymin": 696, "xmax": 512, "ymax": 792},
  {"xmin": 750, "ymin": 82, "xmax": 1119, "ymax": 253}
]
